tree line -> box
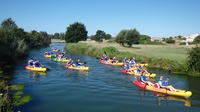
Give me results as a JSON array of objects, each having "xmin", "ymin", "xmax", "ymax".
[
  {"xmin": 0, "ymin": 18, "xmax": 51, "ymax": 69},
  {"xmin": 63, "ymin": 22, "xmax": 154, "ymax": 46}
]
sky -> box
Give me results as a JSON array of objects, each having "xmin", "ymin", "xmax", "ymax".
[{"xmin": 0, "ymin": 0, "xmax": 199, "ymax": 37}]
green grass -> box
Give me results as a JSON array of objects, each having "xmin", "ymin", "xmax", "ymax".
[{"xmin": 80, "ymin": 41, "xmax": 189, "ymax": 63}]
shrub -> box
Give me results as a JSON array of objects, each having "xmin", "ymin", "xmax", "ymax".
[
  {"xmin": 187, "ymin": 45, "xmax": 200, "ymax": 72},
  {"xmin": 193, "ymin": 35, "xmax": 200, "ymax": 43},
  {"xmin": 166, "ymin": 38, "xmax": 175, "ymax": 44}
]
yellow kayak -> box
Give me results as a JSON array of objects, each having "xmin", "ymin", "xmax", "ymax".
[
  {"xmin": 65, "ymin": 65, "xmax": 89, "ymax": 71},
  {"xmin": 53, "ymin": 49, "xmax": 59, "ymax": 52},
  {"xmin": 121, "ymin": 69, "xmax": 156, "ymax": 78},
  {"xmin": 133, "ymin": 80, "xmax": 192, "ymax": 98},
  {"xmin": 136, "ymin": 63, "xmax": 148, "ymax": 67},
  {"xmin": 100, "ymin": 60, "xmax": 124, "ymax": 66},
  {"xmin": 44, "ymin": 55, "xmax": 51, "ymax": 58},
  {"xmin": 25, "ymin": 66, "xmax": 47, "ymax": 72}
]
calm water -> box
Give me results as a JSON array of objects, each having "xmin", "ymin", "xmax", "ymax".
[{"xmin": 11, "ymin": 43, "xmax": 200, "ymax": 112}]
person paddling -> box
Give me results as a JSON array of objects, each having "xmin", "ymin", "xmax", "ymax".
[
  {"xmin": 111, "ymin": 57, "xmax": 118, "ymax": 63},
  {"xmin": 139, "ymin": 71, "xmax": 154, "ymax": 86},
  {"xmin": 75, "ymin": 59, "xmax": 84, "ymax": 67},
  {"xmin": 28, "ymin": 58, "xmax": 34, "ymax": 66},
  {"xmin": 158, "ymin": 76, "xmax": 177, "ymax": 91},
  {"xmin": 122, "ymin": 57, "xmax": 127, "ymax": 63},
  {"xmin": 33, "ymin": 59, "xmax": 41, "ymax": 68},
  {"xmin": 67, "ymin": 59, "xmax": 73, "ymax": 66}
]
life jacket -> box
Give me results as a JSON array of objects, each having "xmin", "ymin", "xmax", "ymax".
[
  {"xmin": 34, "ymin": 62, "xmax": 40, "ymax": 67},
  {"xmin": 140, "ymin": 76, "xmax": 147, "ymax": 82},
  {"xmin": 159, "ymin": 80, "xmax": 167, "ymax": 87}
]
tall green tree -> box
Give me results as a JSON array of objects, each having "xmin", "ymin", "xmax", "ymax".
[
  {"xmin": 115, "ymin": 30, "xmax": 127, "ymax": 46},
  {"xmin": 125, "ymin": 29, "xmax": 140, "ymax": 47},
  {"xmin": 1, "ymin": 18, "xmax": 17, "ymax": 31},
  {"xmin": 91, "ymin": 30, "xmax": 112, "ymax": 42},
  {"xmin": 104, "ymin": 34, "xmax": 112, "ymax": 40},
  {"xmin": 65, "ymin": 22, "xmax": 88, "ymax": 43},
  {"xmin": 93, "ymin": 30, "xmax": 106, "ymax": 42},
  {"xmin": 116, "ymin": 29, "xmax": 140, "ymax": 47}
]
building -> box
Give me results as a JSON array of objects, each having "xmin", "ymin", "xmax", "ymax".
[{"xmin": 182, "ymin": 33, "xmax": 200, "ymax": 43}]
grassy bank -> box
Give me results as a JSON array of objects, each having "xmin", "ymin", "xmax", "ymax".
[
  {"xmin": 65, "ymin": 42, "xmax": 200, "ymax": 77},
  {"xmin": 81, "ymin": 41, "xmax": 190, "ymax": 63}
]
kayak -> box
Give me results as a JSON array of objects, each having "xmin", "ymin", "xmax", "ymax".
[
  {"xmin": 132, "ymin": 63, "xmax": 148, "ymax": 67},
  {"xmin": 53, "ymin": 49, "xmax": 59, "ymax": 52},
  {"xmin": 100, "ymin": 60, "xmax": 124, "ymax": 66},
  {"xmin": 51, "ymin": 58, "xmax": 69, "ymax": 63},
  {"xmin": 44, "ymin": 55, "xmax": 51, "ymax": 58},
  {"xmin": 24, "ymin": 66, "xmax": 47, "ymax": 72},
  {"xmin": 121, "ymin": 69, "xmax": 156, "ymax": 78},
  {"xmin": 133, "ymin": 80, "xmax": 192, "ymax": 98},
  {"xmin": 65, "ymin": 65, "xmax": 89, "ymax": 71}
]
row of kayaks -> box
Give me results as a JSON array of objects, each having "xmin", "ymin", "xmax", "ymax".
[
  {"xmin": 26, "ymin": 51, "xmax": 192, "ymax": 98},
  {"xmin": 99, "ymin": 59, "xmax": 192, "ymax": 98},
  {"xmin": 43, "ymin": 53, "xmax": 89, "ymax": 70},
  {"xmin": 100, "ymin": 60, "xmax": 155, "ymax": 78},
  {"xmin": 100, "ymin": 60, "xmax": 148, "ymax": 67}
]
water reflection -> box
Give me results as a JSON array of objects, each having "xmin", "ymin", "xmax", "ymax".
[
  {"xmin": 26, "ymin": 71, "xmax": 47, "ymax": 80},
  {"xmin": 66, "ymin": 69, "xmax": 89, "ymax": 76},
  {"xmin": 138, "ymin": 89, "xmax": 191, "ymax": 107},
  {"xmin": 155, "ymin": 93, "xmax": 191, "ymax": 107}
]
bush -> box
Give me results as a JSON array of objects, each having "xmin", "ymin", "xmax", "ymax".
[
  {"xmin": 101, "ymin": 47, "xmax": 119, "ymax": 57},
  {"xmin": 187, "ymin": 45, "xmax": 200, "ymax": 72},
  {"xmin": 166, "ymin": 38, "xmax": 175, "ymax": 44},
  {"xmin": 139, "ymin": 35, "xmax": 151, "ymax": 44},
  {"xmin": 116, "ymin": 29, "xmax": 140, "ymax": 47},
  {"xmin": 193, "ymin": 35, "xmax": 200, "ymax": 43}
]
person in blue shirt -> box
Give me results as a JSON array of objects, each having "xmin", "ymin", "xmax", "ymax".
[
  {"xmin": 129, "ymin": 59, "xmax": 136, "ymax": 67},
  {"xmin": 158, "ymin": 76, "xmax": 176, "ymax": 91},
  {"xmin": 33, "ymin": 60, "xmax": 41, "ymax": 68},
  {"xmin": 111, "ymin": 57, "xmax": 118, "ymax": 63},
  {"xmin": 123, "ymin": 63, "xmax": 130, "ymax": 70},
  {"xmin": 140, "ymin": 71, "xmax": 153, "ymax": 86},
  {"xmin": 28, "ymin": 58, "xmax": 34, "ymax": 66},
  {"xmin": 101, "ymin": 54, "xmax": 108, "ymax": 61},
  {"xmin": 136, "ymin": 66, "xmax": 142, "ymax": 73},
  {"xmin": 75, "ymin": 59, "xmax": 84, "ymax": 67},
  {"xmin": 122, "ymin": 57, "xmax": 127, "ymax": 63},
  {"xmin": 67, "ymin": 59, "xmax": 73, "ymax": 66}
]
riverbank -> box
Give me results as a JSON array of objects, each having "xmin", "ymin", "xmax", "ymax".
[{"xmin": 64, "ymin": 42, "xmax": 200, "ymax": 77}]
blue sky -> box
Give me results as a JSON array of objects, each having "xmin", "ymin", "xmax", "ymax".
[{"xmin": 0, "ymin": 0, "xmax": 199, "ymax": 37}]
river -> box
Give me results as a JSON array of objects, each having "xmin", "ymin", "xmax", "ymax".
[{"xmin": 11, "ymin": 43, "xmax": 200, "ymax": 112}]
